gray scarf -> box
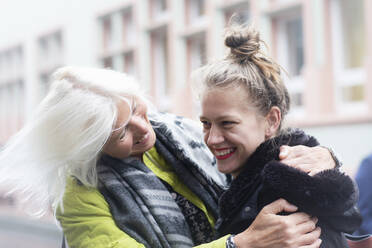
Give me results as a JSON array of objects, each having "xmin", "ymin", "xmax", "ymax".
[{"xmin": 97, "ymin": 112, "xmax": 226, "ymax": 248}]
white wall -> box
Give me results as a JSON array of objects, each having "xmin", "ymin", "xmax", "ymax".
[{"xmin": 0, "ymin": 0, "xmax": 127, "ymax": 116}]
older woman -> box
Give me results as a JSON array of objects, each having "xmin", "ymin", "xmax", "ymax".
[{"xmin": 0, "ymin": 66, "xmax": 337, "ymax": 247}]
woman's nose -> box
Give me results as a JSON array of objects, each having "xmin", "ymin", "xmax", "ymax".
[
  {"xmin": 206, "ymin": 126, "xmax": 224, "ymax": 146},
  {"xmin": 129, "ymin": 115, "xmax": 148, "ymax": 134}
]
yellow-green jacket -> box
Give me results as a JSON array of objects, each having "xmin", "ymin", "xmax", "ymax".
[
  {"xmin": 57, "ymin": 112, "xmax": 229, "ymax": 247},
  {"xmin": 57, "ymin": 176, "xmax": 228, "ymax": 248}
]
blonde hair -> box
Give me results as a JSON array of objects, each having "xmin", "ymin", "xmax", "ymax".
[
  {"xmin": 0, "ymin": 66, "xmax": 146, "ymax": 215},
  {"xmin": 194, "ymin": 25, "xmax": 290, "ymax": 124}
]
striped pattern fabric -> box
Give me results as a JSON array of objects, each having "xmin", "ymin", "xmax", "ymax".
[
  {"xmin": 97, "ymin": 112, "xmax": 227, "ymax": 248},
  {"xmin": 98, "ymin": 155, "xmax": 194, "ymax": 248}
]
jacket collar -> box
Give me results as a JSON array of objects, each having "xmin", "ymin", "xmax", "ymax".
[{"xmin": 219, "ymin": 128, "xmax": 319, "ymax": 218}]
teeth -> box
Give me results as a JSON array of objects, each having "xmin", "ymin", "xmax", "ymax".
[
  {"xmin": 136, "ymin": 134, "xmax": 148, "ymax": 144},
  {"xmin": 215, "ymin": 148, "xmax": 234, "ymax": 156}
]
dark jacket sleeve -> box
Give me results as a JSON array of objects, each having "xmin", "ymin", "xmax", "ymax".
[
  {"xmin": 260, "ymin": 161, "xmax": 362, "ymax": 233},
  {"xmin": 354, "ymin": 155, "xmax": 372, "ymax": 235}
]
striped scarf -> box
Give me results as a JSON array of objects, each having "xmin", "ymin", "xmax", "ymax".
[{"xmin": 97, "ymin": 112, "xmax": 226, "ymax": 248}]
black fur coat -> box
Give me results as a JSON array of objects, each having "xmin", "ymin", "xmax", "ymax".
[{"xmin": 216, "ymin": 129, "xmax": 361, "ymax": 248}]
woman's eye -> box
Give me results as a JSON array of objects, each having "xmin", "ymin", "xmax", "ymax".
[
  {"xmin": 201, "ymin": 121, "xmax": 211, "ymax": 129},
  {"xmin": 132, "ymin": 101, "xmax": 138, "ymax": 115},
  {"xmin": 222, "ymin": 121, "xmax": 235, "ymax": 127},
  {"xmin": 119, "ymin": 127, "xmax": 128, "ymax": 141}
]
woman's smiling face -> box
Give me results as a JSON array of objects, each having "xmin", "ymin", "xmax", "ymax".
[
  {"xmin": 200, "ymin": 86, "xmax": 267, "ymax": 178},
  {"xmin": 103, "ymin": 97, "xmax": 156, "ymax": 160}
]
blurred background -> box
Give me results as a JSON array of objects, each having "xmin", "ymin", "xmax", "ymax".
[{"xmin": 0, "ymin": 0, "xmax": 371, "ymax": 247}]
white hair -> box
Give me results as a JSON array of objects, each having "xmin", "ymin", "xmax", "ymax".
[{"xmin": 0, "ymin": 66, "xmax": 145, "ymax": 216}]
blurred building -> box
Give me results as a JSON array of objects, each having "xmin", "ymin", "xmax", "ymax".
[{"xmin": 0, "ymin": 0, "xmax": 371, "ymax": 246}]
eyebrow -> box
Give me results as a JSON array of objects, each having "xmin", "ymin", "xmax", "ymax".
[
  {"xmin": 131, "ymin": 98, "xmax": 137, "ymax": 114},
  {"xmin": 199, "ymin": 115, "xmax": 237, "ymax": 121},
  {"xmin": 112, "ymin": 98, "xmax": 136, "ymax": 138}
]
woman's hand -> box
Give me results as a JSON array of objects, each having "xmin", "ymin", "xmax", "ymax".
[
  {"xmin": 279, "ymin": 145, "xmax": 336, "ymax": 176},
  {"xmin": 234, "ymin": 199, "xmax": 322, "ymax": 248}
]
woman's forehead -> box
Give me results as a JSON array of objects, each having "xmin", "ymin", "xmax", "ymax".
[
  {"xmin": 114, "ymin": 98, "xmax": 132, "ymax": 129},
  {"xmin": 114, "ymin": 96, "xmax": 146, "ymax": 129}
]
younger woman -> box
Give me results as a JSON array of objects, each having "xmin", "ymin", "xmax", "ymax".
[{"xmin": 195, "ymin": 25, "xmax": 361, "ymax": 248}]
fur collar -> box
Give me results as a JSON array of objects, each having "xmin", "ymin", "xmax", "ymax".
[{"xmin": 219, "ymin": 129, "xmax": 356, "ymax": 218}]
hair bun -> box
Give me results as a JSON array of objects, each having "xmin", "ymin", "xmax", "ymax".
[
  {"xmin": 225, "ymin": 34, "xmax": 246, "ymax": 49},
  {"xmin": 224, "ymin": 26, "xmax": 260, "ymax": 61}
]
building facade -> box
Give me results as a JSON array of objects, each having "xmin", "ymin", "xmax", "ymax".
[{"xmin": 0, "ymin": 0, "xmax": 371, "ymax": 245}]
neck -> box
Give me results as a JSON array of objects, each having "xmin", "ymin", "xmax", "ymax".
[{"xmin": 134, "ymin": 153, "xmax": 144, "ymax": 162}]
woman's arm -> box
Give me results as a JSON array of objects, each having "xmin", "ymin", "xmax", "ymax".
[
  {"xmin": 56, "ymin": 179, "xmax": 145, "ymax": 248},
  {"xmin": 234, "ymin": 199, "xmax": 322, "ymax": 248},
  {"xmin": 259, "ymin": 160, "xmax": 362, "ymax": 235},
  {"xmin": 57, "ymin": 178, "xmax": 229, "ymax": 248},
  {"xmin": 279, "ymin": 145, "xmax": 339, "ymax": 175},
  {"xmin": 58, "ymin": 179, "xmax": 323, "ymax": 248},
  {"xmin": 355, "ymin": 155, "xmax": 372, "ymax": 235},
  {"xmin": 261, "ymin": 161, "xmax": 356, "ymax": 216}
]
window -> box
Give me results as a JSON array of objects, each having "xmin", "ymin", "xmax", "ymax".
[
  {"xmin": 291, "ymin": 92, "xmax": 303, "ymax": 109},
  {"xmin": 38, "ymin": 32, "xmax": 63, "ymax": 70},
  {"xmin": 186, "ymin": 0, "xmax": 205, "ymax": 25},
  {"xmin": 224, "ymin": 2, "xmax": 250, "ymax": 25},
  {"xmin": 187, "ymin": 33, "xmax": 206, "ymax": 73},
  {"xmin": 274, "ymin": 10, "xmax": 305, "ymax": 112},
  {"xmin": 10, "ymin": 47, "xmax": 24, "ymax": 80},
  {"xmin": 123, "ymin": 51, "xmax": 135, "ymax": 76},
  {"xmin": 285, "ymin": 18, "xmax": 304, "ymax": 76},
  {"xmin": 341, "ymin": 84, "xmax": 364, "ymax": 102},
  {"xmin": 0, "ymin": 46, "xmax": 25, "ymax": 142},
  {"xmin": 102, "ymin": 17, "xmax": 112, "ymax": 51},
  {"xmin": 39, "ymin": 73, "xmax": 50, "ymax": 99},
  {"xmin": 339, "ymin": 0, "xmax": 365, "ymax": 69},
  {"xmin": 37, "ymin": 30, "xmax": 64, "ymax": 97},
  {"xmin": 0, "ymin": 81, "xmax": 25, "ymax": 141},
  {"xmin": 103, "ymin": 57, "xmax": 113, "ymax": 68},
  {"xmin": 150, "ymin": 0, "xmax": 168, "ymax": 20},
  {"xmin": 15, "ymin": 80, "xmax": 24, "ymax": 130},
  {"xmin": 122, "ymin": 10, "xmax": 135, "ymax": 46},
  {"xmin": 275, "ymin": 13, "xmax": 304, "ymax": 77},
  {"xmin": 99, "ymin": 8, "xmax": 136, "ymax": 75},
  {"xmin": 331, "ymin": 0, "xmax": 366, "ymax": 110},
  {"xmin": 0, "ymin": 54, "xmax": 4, "ymax": 82},
  {"xmin": 151, "ymin": 28, "xmax": 170, "ymax": 109},
  {"xmin": 0, "ymin": 192, "xmax": 15, "ymax": 207},
  {"xmin": 0, "ymin": 85, "xmax": 8, "ymax": 143}
]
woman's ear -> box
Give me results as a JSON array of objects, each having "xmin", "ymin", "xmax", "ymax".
[{"xmin": 265, "ymin": 106, "xmax": 281, "ymax": 139}]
